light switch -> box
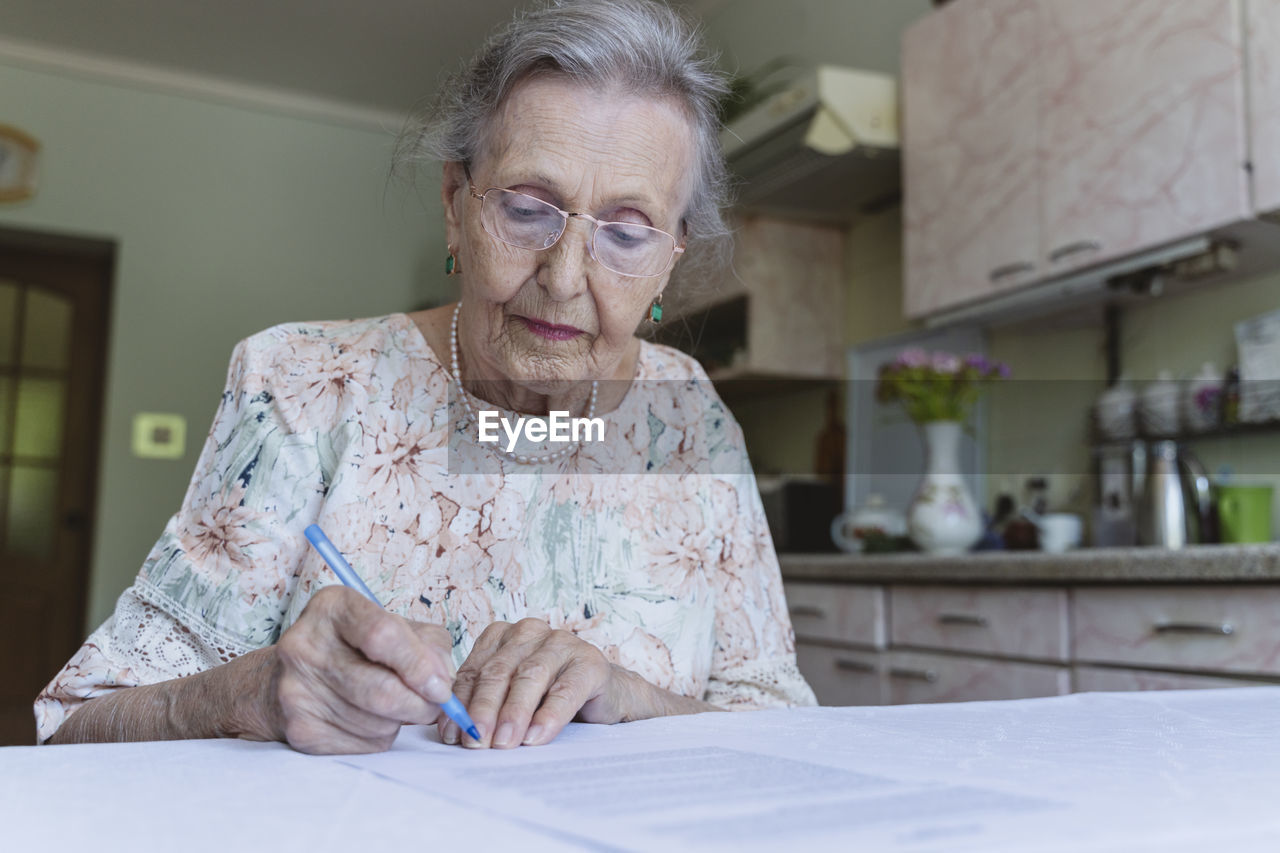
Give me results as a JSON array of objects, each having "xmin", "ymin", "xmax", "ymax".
[{"xmin": 132, "ymin": 412, "xmax": 187, "ymax": 460}]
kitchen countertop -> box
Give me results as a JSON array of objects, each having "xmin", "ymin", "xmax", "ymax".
[{"xmin": 779, "ymin": 544, "xmax": 1280, "ymax": 585}]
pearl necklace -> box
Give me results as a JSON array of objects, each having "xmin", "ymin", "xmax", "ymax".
[{"xmin": 450, "ymin": 303, "xmax": 598, "ymax": 465}]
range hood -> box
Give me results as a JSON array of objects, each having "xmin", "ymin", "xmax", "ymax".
[{"xmin": 721, "ymin": 65, "xmax": 900, "ymax": 222}]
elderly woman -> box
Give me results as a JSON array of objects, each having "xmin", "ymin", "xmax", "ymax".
[{"xmin": 35, "ymin": 0, "xmax": 815, "ymax": 753}]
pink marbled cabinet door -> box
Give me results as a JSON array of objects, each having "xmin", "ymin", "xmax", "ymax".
[
  {"xmin": 884, "ymin": 650, "xmax": 1069, "ymax": 705},
  {"xmin": 1072, "ymin": 586, "xmax": 1280, "ymax": 675},
  {"xmin": 795, "ymin": 644, "xmax": 885, "ymax": 706},
  {"xmin": 1247, "ymin": 0, "xmax": 1280, "ymax": 214},
  {"xmin": 903, "ymin": 0, "xmax": 1042, "ymax": 318},
  {"xmin": 1038, "ymin": 0, "xmax": 1250, "ymax": 277},
  {"xmin": 784, "ymin": 582, "xmax": 886, "ymax": 648},
  {"xmin": 1072, "ymin": 665, "xmax": 1270, "ymax": 693},
  {"xmin": 889, "ymin": 585, "xmax": 1069, "ymax": 662}
]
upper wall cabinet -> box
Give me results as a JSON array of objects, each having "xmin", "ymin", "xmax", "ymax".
[
  {"xmin": 902, "ymin": 0, "xmax": 1041, "ymax": 318},
  {"xmin": 1038, "ymin": 1, "xmax": 1249, "ymax": 277},
  {"xmin": 903, "ymin": 0, "xmax": 1252, "ymax": 319},
  {"xmin": 1248, "ymin": 0, "xmax": 1280, "ymax": 215}
]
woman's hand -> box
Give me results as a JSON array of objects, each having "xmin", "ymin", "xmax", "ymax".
[
  {"xmin": 442, "ymin": 618, "xmax": 720, "ymax": 749},
  {"xmin": 261, "ymin": 586, "xmax": 457, "ymax": 754},
  {"xmin": 442, "ymin": 618, "xmax": 623, "ymax": 749}
]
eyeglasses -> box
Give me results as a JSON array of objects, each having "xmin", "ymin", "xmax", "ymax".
[{"xmin": 466, "ymin": 174, "xmax": 684, "ymax": 278}]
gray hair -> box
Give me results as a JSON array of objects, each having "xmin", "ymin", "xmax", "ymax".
[{"xmin": 393, "ymin": 0, "xmax": 733, "ymax": 283}]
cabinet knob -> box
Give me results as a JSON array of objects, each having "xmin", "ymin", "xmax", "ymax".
[
  {"xmin": 1154, "ymin": 621, "xmax": 1235, "ymax": 637},
  {"xmin": 835, "ymin": 658, "xmax": 876, "ymax": 674},
  {"xmin": 938, "ymin": 612, "xmax": 988, "ymax": 628},
  {"xmin": 889, "ymin": 666, "xmax": 939, "ymax": 683},
  {"xmin": 1049, "ymin": 239, "xmax": 1102, "ymax": 263},
  {"xmin": 989, "ymin": 261, "xmax": 1035, "ymax": 283}
]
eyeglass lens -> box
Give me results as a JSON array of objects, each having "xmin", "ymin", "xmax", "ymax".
[{"xmin": 481, "ymin": 189, "xmax": 676, "ymax": 277}]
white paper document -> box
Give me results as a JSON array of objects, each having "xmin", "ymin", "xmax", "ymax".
[{"xmin": 341, "ymin": 687, "xmax": 1280, "ymax": 851}]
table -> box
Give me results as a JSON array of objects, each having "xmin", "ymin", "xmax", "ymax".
[{"xmin": 5, "ymin": 688, "xmax": 1280, "ymax": 851}]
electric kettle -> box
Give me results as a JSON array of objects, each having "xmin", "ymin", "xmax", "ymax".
[{"xmin": 1138, "ymin": 441, "xmax": 1214, "ymax": 548}]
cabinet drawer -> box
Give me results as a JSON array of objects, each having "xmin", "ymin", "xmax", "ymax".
[
  {"xmin": 889, "ymin": 585, "xmax": 1069, "ymax": 661},
  {"xmin": 1072, "ymin": 665, "xmax": 1272, "ymax": 694},
  {"xmin": 783, "ymin": 583, "xmax": 885, "ymax": 647},
  {"xmin": 795, "ymin": 644, "xmax": 884, "ymax": 707},
  {"xmin": 884, "ymin": 651, "xmax": 1069, "ymax": 705},
  {"xmin": 1072, "ymin": 586, "xmax": 1280, "ymax": 675}
]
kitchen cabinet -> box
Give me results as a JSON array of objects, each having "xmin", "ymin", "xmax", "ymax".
[
  {"xmin": 889, "ymin": 585, "xmax": 1068, "ymax": 661},
  {"xmin": 1247, "ymin": 0, "xmax": 1280, "ymax": 215},
  {"xmin": 902, "ymin": 0, "xmax": 1041, "ymax": 317},
  {"xmin": 656, "ymin": 216, "xmax": 844, "ymax": 387},
  {"xmin": 1038, "ymin": 0, "xmax": 1249, "ymax": 277},
  {"xmin": 902, "ymin": 0, "xmax": 1252, "ymax": 318},
  {"xmin": 794, "ymin": 644, "xmax": 884, "ymax": 706},
  {"xmin": 883, "ymin": 651, "xmax": 1069, "ymax": 705},
  {"xmin": 785, "ymin": 578, "xmax": 1279, "ymax": 707},
  {"xmin": 1072, "ymin": 586, "xmax": 1280, "ymax": 675}
]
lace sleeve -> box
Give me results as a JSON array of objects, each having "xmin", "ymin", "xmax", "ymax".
[
  {"xmin": 33, "ymin": 585, "xmax": 255, "ymax": 743},
  {"xmin": 705, "ymin": 418, "xmax": 817, "ymax": 710},
  {"xmin": 34, "ymin": 331, "xmax": 329, "ymax": 742}
]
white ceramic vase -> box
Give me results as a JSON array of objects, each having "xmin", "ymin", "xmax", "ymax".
[{"xmin": 907, "ymin": 420, "xmax": 982, "ymax": 555}]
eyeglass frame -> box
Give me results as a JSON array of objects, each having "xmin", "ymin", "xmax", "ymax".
[{"xmin": 462, "ymin": 163, "xmax": 685, "ymax": 278}]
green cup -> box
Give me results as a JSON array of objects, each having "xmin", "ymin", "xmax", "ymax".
[{"xmin": 1216, "ymin": 485, "xmax": 1274, "ymax": 544}]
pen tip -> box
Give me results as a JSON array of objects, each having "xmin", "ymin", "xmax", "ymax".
[{"xmin": 466, "ymin": 725, "xmax": 481, "ymax": 741}]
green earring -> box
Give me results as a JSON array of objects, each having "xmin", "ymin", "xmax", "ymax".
[
  {"xmin": 649, "ymin": 297, "xmax": 663, "ymax": 324},
  {"xmin": 445, "ymin": 254, "xmax": 457, "ymax": 275}
]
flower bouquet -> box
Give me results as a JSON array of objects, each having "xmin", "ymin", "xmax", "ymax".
[
  {"xmin": 875, "ymin": 349, "xmax": 1009, "ymax": 555},
  {"xmin": 876, "ymin": 349, "xmax": 1010, "ymax": 424}
]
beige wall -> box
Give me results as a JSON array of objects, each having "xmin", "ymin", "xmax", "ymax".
[{"xmin": 0, "ymin": 61, "xmax": 450, "ymax": 629}]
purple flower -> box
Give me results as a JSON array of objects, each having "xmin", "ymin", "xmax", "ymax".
[
  {"xmin": 996, "ymin": 362, "xmax": 1011, "ymax": 379},
  {"xmin": 897, "ymin": 348, "xmax": 929, "ymax": 368},
  {"xmin": 963, "ymin": 354, "xmax": 990, "ymax": 372}
]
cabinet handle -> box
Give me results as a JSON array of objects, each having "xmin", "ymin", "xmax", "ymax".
[
  {"xmin": 835, "ymin": 658, "xmax": 876, "ymax": 674},
  {"xmin": 989, "ymin": 261, "xmax": 1035, "ymax": 283},
  {"xmin": 938, "ymin": 612, "xmax": 988, "ymax": 628},
  {"xmin": 1049, "ymin": 239, "xmax": 1101, "ymax": 263},
  {"xmin": 889, "ymin": 666, "xmax": 939, "ymax": 683},
  {"xmin": 1154, "ymin": 621, "xmax": 1235, "ymax": 637},
  {"xmin": 789, "ymin": 605, "xmax": 826, "ymax": 619}
]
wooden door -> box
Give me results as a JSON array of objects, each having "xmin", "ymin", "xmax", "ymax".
[
  {"xmin": 0, "ymin": 227, "xmax": 112, "ymax": 745},
  {"xmin": 1038, "ymin": 0, "xmax": 1250, "ymax": 277},
  {"xmin": 902, "ymin": 0, "xmax": 1041, "ymax": 318}
]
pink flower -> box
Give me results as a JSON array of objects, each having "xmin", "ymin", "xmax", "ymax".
[
  {"xmin": 931, "ymin": 352, "xmax": 961, "ymax": 373},
  {"xmin": 897, "ymin": 348, "xmax": 929, "ymax": 368}
]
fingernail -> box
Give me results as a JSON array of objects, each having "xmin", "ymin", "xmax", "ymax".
[
  {"xmin": 424, "ymin": 675, "xmax": 449, "ymax": 702},
  {"xmin": 523, "ymin": 724, "xmax": 545, "ymax": 746},
  {"xmin": 493, "ymin": 722, "xmax": 515, "ymax": 748},
  {"xmin": 441, "ymin": 723, "xmax": 458, "ymax": 745},
  {"xmin": 463, "ymin": 722, "xmax": 487, "ymax": 749}
]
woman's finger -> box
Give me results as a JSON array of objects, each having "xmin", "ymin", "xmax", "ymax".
[
  {"xmin": 456, "ymin": 619, "xmax": 551, "ymax": 747},
  {"xmin": 327, "ymin": 591, "xmax": 455, "ymax": 705},
  {"xmin": 451, "ymin": 621, "xmax": 512, "ymax": 709},
  {"xmin": 488, "ymin": 644, "xmax": 572, "ymax": 748},
  {"xmin": 523, "ymin": 655, "xmax": 612, "ymax": 746}
]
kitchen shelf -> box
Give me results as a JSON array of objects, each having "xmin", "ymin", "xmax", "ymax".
[{"xmin": 1092, "ymin": 417, "xmax": 1280, "ymax": 448}]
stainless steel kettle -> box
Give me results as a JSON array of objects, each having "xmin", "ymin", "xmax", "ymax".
[{"xmin": 1138, "ymin": 441, "xmax": 1214, "ymax": 548}]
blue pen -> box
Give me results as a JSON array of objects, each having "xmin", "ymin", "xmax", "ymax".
[{"xmin": 303, "ymin": 523, "xmax": 481, "ymax": 742}]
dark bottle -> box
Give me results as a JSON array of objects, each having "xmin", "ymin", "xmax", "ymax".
[{"xmin": 1222, "ymin": 365, "xmax": 1240, "ymax": 425}]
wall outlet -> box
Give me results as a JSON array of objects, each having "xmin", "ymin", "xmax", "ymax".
[{"xmin": 131, "ymin": 412, "xmax": 186, "ymax": 460}]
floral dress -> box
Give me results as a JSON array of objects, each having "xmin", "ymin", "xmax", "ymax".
[{"xmin": 35, "ymin": 313, "xmax": 815, "ymax": 742}]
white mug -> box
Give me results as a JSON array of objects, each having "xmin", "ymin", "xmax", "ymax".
[{"xmin": 1038, "ymin": 513, "xmax": 1083, "ymax": 553}]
